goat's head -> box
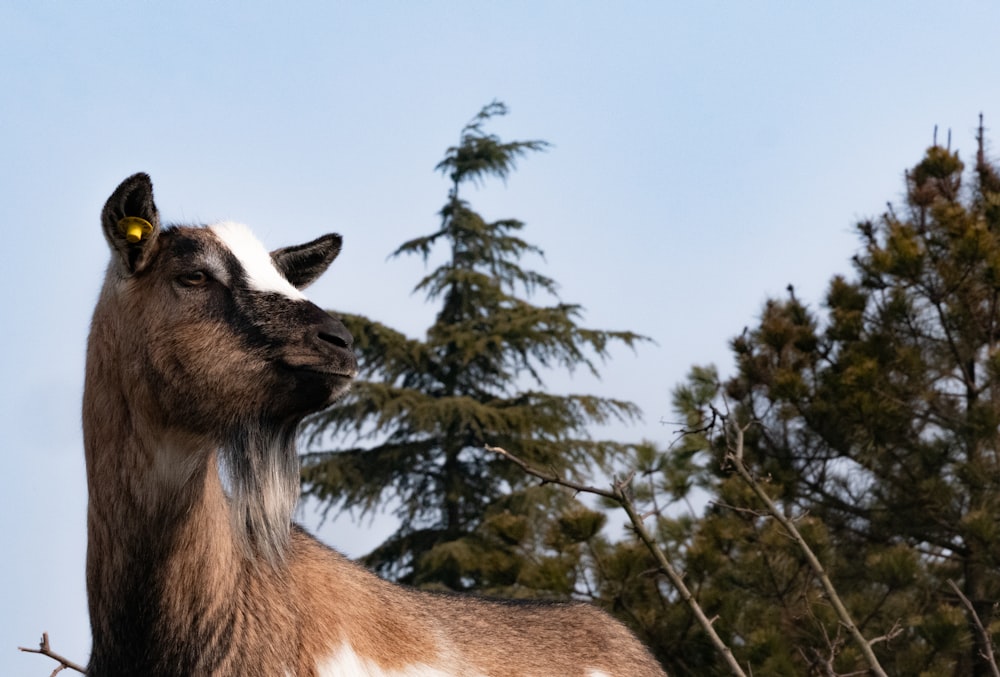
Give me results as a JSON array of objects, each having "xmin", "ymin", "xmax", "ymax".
[
  {"xmin": 97, "ymin": 173, "xmax": 357, "ymax": 432},
  {"xmin": 90, "ymin": 173, "xmax": 357, "ymax": 560}
]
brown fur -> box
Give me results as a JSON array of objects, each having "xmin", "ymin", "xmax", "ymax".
[{"xmin": 83, "ymin": 174, "xmax": 666, "ymax": 676}]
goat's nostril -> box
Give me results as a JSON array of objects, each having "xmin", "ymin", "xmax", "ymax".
[{"xmin": 317, "ymin": 330, "xmax": 351, "ymax": 350}]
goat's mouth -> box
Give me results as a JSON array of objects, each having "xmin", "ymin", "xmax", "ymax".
[
  {"xmin": 276, "ymin": 344, "xmax": 358, "ymax": 412},
  {"xmin": 291, "ymin": 364, "xmax": 358, "ymax": 380},
  {"xmin": 279, "ymin": 349, "xmax": 358, "ymax": 379},
  {"xmin": 279, "ymin": 358, "xmax": 357, "ymax": 378}
]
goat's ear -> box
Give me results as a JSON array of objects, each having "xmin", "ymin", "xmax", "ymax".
[
  {"xmin": 271, "ymin": 233, "xmax": 342, "ymax": 289},
  {"xmin": 101, "ymin": 173, "xmax": 162, "ymax": 274}
]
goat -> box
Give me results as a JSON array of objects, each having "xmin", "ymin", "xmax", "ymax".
[{"xmin": 83, "ymin": 173, "xmax": 667, "ymax": 676}]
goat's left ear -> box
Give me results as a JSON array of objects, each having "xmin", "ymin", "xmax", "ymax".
[
  {"xmin": 101, "ymin": 173, "xmax": 162, "ymax": 274},
  {"xmin": 271, "ymin": 233, "xmax": 342, "ymax": 289}
]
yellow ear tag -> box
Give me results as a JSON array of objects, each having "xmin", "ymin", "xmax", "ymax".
[{"xmin": 118, "ymin": 216, "xmax": 154, "ymax": 244}]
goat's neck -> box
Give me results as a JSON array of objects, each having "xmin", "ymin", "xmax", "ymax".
[{"xmin": 83, "ymin": 389, "xmax": 268, "ymax": 672}]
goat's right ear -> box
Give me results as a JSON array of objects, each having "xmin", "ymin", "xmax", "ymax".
[{"xmin": 101, "ymin": 173, "xmax": 162, "ymax": 274}]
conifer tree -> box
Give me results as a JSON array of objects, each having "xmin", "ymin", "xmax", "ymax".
[
  {"xmin": 301, "ymin": 102, "xmax": 646, "ymax": 593},
  {"xmin": 654, "ymin": 120, "xmax": 1000, "ymax": 675}
]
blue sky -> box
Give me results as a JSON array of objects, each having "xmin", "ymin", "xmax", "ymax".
[{"xmin": 4, "ymin": 2, "xmax": 1000, "ymax": 672}]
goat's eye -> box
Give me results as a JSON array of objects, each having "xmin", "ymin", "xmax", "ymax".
[{"xmin": 178, "ymin": 271, "xmax": 209, "ymax": 287}]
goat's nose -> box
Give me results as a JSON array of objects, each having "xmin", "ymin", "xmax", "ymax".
[{"xmin": 316, "ymin": 314, "xmax": 353, "ymax": 351}]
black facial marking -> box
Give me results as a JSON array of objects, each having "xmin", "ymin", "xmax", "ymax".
[{"xmin": 168, "ymin": 233, "xmax": 204, "ymax": 259}]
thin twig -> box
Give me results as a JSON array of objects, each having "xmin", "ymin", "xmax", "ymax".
[
  {"xmin": 867, "ymin": 620, "xmax": 904, "ymax": 648},
  {"xmin": 487, "ymin": 444, "xmax": 748, "ymax": 677},
  {"xmin": 710, "ymin": 499, "xmax": 768, "ymax": 518},
  {"xmin": 948, "ymin": 579, "xmax": 1000, "ymax": 677},
  {"xmin": 18, "ymin": 633, "xmax": 87, "ymax": 675}
]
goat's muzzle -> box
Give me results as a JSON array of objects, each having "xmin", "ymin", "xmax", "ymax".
[{"xmin": 276, "ymin": 305, "xmax": 358, "ymax": 413}]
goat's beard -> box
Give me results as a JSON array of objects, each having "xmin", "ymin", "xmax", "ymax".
[{"xmin": 219, "ymin": 420, "xmax": 299, "ymax": 567}]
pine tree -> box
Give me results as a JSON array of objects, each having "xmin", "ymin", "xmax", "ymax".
[
  {"xmin": 658, "ymin": 120, "xmax": 1000, "ymax": 675},
  {"xmin": 301, "ymin": 102, "xmax": 646, "ymax": 594}
]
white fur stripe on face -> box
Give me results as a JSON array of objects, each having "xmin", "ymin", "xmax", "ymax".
[{"xmin": 209, "ymin": 222, "xmax": 306, "ymax": 300}]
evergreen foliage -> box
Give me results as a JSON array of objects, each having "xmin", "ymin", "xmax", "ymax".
[
  {"xmin": 302, "ymin": 102, "xmax": 647, "ymax": 593},
  {"xmin": 626, "ymin": 121, "xmax": 1000, "ymax": 675},
  {"xmin": 304, "ymin": 107, "xmax": 1000, "ymax": 676}
]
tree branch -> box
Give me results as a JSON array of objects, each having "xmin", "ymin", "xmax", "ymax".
[
  {"xmin": 18, "ymin": 633, "xmax": 86, "ymax": 675},
  {"xmin": 948, "ymin": 579, "xmax": 1000, "ymax": 677},
  {"xmin": 487, "ymin": 444, "xmax": 748, "ymax": 677}
]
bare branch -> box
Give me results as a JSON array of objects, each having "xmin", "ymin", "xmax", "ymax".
[
  {"xmin": 488, "ymin": 444, "xmax": 748, "ymax": 677},
  {"xmin": 487, "ymin": 445, "xmax": 620, "ymax": 500},
  {"xmin": 717, "ymin": 417, "xmax": 892, "ymax": 677},
  {"xmin": 18, "ymin": 633, "xmax": 87, "ymax": 675},
  {"xmin": 948, "ymin": 579, "xmax": 1000, "ymax": 677}
]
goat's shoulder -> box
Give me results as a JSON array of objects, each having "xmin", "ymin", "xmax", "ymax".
[{"xmin": 286, "ymin": 527, "xmax": 448, "ymax": 671}]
